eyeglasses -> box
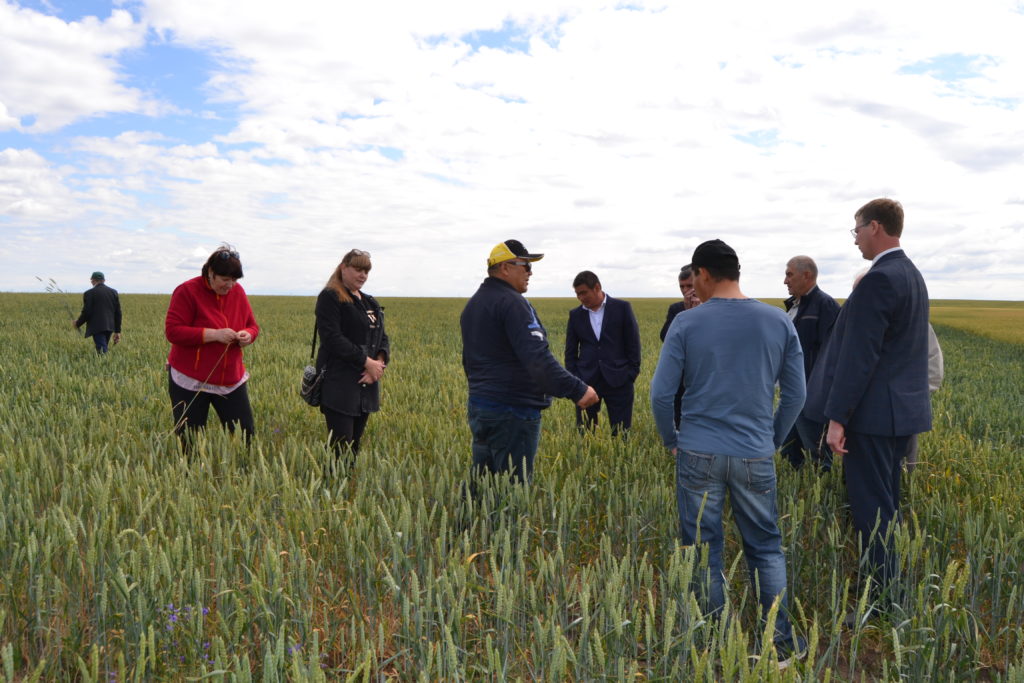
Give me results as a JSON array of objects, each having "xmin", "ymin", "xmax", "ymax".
[
  {"xmin": 506, "ymin": 260, "xmax": 532, "ymax": 273},
  {"xmin": 849, "ymin": 222, "xmax": 870, "ymax": 237},
  {"xmin": 217, "ymin": 250, "xmax": 240, "ymax": 260}
]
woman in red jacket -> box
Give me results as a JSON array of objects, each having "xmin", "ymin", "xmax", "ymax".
[{"xmin": 165, "ymin": 245, "xmax": 259, "ymax": 451}]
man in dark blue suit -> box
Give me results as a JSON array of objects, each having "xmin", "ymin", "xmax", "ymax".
[
  {"xmin": 805, "ymin": 198, "xmax": 932, "ymax": 604},
  {"xmin": 781, "ymin": 256, "xmax": 840, "ymax": 470},
  {"xmin": 565, "ymin": 271, "xmax": 642, "ymax": 435},
  {"xmin": 659, "ymin": 264, "xmax": 701, "ymax": 429},
  {"xmin": 74, "ymin": 271, "xmax": 122, "ymax": 354}
]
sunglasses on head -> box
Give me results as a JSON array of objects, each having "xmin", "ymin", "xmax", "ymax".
[{"xmin": 217, "ymin": 250, "xmax": 240, "ymax": 260}]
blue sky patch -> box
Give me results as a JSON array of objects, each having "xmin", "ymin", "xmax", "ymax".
[
  {"xmin": 899, "ymin": 54, "xmax": 990, "ymax": 82},
  {"xmin": 461, "ymin": 20, "xmax": 533, "ymax": 54},
  {"xmin": 123, "ymin": 38, "xmax": 233, "ymax": 116},
  {"xmin": 422, "ymin": 172, "xmax": 467, "ymax": 187},
  {"xmin": 122, "ymin": 188, "xmax": 174, "ymax": 209},
  {"xmin": 354, "ymin": 145, "xmax": 405, "ymax": 161},
  {"xmin": 25, "ymin": 0, "xmax": 127, "ymax": 23},
  {"xmin": 48, "ymin": 111, "xmax": 235, "ymax": 147},
  {"xmin": 733, "ymin": 129, "xmax": 780, "ymax": 148},
  {"xmin": 377, "ymin": 146, "xmax": 404, "ymax": 161}
]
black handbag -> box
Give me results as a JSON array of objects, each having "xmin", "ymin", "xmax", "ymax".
[{"xmin": 299, "ymin": 323, "xmax": 324, "ymax": 406}]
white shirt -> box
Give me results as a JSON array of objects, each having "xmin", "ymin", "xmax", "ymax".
[
  {"xmin": 586, "ymin": 293, "xmax": 607, "ymax": 339},
  {"xmin": 871, "ymin": 247, "xmax": 903, "ymax": 267}
]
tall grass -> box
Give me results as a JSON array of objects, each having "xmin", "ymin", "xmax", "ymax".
[{"xmin": 0, "ymin": 292, "xmax": 1021, "ymax": 680}]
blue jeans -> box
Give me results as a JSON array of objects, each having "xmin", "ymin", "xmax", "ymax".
[
  {"xmin": 677, "ymin": 450, "xmax": 794, "ymax": 645},
  {"xmin": 467, "ymin": 402, "xmax": 541, "ymax": 484}
]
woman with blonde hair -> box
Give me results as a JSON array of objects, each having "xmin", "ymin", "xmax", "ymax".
[{"xmin": 314, "ymin": 249, "xmax": 390, "ymax": 458}]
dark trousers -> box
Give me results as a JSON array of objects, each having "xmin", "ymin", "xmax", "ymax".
[
  {"xmin": 576, "ymin": 378, "xmax": 635, "ymax": 435},
  {"xmin": 468, "ymin": 402, "xmax": 541, "ymax": 484},
  {"xmin": 92, "ymin": 332, "xmax": 111, "ymax": 354},
  {"xmin": 672, "ymin": 379, "xmax": 685, "ymax": 430},
  {"xmin": 844, "ymin": 430, "xmax": 909, "ymax": 598},
  {"xmin": 781, "ymin": 415, "xmax": 832, "ymax": 471},
  {"xmin": 168, "ymin": 371, "xmax": 255, "ymax": 451},
  {"xmin": 321, "ymin": 407, "xmax": 370, "ymax": 456}
]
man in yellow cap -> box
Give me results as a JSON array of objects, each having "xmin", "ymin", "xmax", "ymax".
[{"xmin": 461, "ymin": 239, "xmax": 599, "ymax": 485}]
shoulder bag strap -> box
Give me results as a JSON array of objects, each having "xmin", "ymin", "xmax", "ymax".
[{"xmin": 309, "ymin": 322, "xmax": 318, "ymax": 361}]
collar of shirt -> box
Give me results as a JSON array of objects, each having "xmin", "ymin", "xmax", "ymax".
[
  {"xmin": 586, "ymin": 293, "xmax": 607, "ymax": 339},
  {"xmin": 871, "ymin": 247, "xmax": 903, "ymax": 267}
]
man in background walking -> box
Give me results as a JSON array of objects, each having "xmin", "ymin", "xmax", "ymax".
[{"xmin": 74, "ymin": 271, "xmax": 122, "ymax": 354}]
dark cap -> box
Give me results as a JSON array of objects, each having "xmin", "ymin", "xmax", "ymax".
[
  {"xmin": 691, "ymin": 239, "xmax": 739, "ymax": 273},
  {"xmin": 90, "ymin": 271, "xmax": 105, "ymax": 281},
  {"xmin": 488, "ymin": 239, "xmax": 544, "ymax": 267}
]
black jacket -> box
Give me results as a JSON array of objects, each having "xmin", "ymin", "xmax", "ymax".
[
  {"xmin": 75, "ymin": 283, "xmax": 122, "ymax": 337},
  {"xmin": 461, "ymin": 277, "xmax": 586, "ymax": 409},
  {"xmin": 564, "ymin": 295, "xmax": 641, "ymax": 388},
  {"xmin": 784, "ymin": 285, "xmax": 840, "ymax": 379},
  {"xmin": 315, "ymin": 288, "xmax": 390, "ymax": 416},
  {"xmin": 659, "ymin": 300, "xmax": 687, "ymax": 342}
]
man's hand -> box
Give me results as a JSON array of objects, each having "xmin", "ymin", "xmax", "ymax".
[
  {"xmin": 827, "ymin": 419, "xmax": 847, "ymax": 455},
  {"xmin": 112, "ymin": 333, "xmax": 121, "ymax": 345},
  {"xmin": 577, "ymin": 386, "xmax": 599, "ymax": 408},
  {"xmin": 236, "ymin": 330, "xmax": 253, "ymax": 346}
]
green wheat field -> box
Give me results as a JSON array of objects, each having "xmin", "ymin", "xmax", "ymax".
[{"xmin": 1, "ymin": 293, "xmax": 1022, "ymax": 681}]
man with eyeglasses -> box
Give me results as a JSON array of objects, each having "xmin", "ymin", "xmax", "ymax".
[
  {"xmin": 461, "ymin": 239, "xmax": 599, "ymax": 486},
  {"xmin": 805, "ymin": 198, "xmax": 932, "ymax": 617}
]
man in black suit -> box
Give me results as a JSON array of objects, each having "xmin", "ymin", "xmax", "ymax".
[
  {"xmin": 74, "ymin": 271, "xmax": 122, "ymax": 353},
  {"xmin": 565, "ymin": 271, "xmax": 641, "ymax": 435},
  {"xmin": 805, "ymin": 198, "xmax": 932, "ymax": 603},
  {"xmin": 781, "ymin": 255, "xmax": 840, "ymax": 471},
  {"xmin": 659, "ymin": 265, "xmax": 701, "ymax": 429},
  {"xmin": 659, "ymin": 264, "xmax": 700, "ymax": 341}
]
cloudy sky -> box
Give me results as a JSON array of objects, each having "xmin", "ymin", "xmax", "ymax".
[{"xmin": 2, "ymin": 0, "xmax": 1022, "ymax": 300}]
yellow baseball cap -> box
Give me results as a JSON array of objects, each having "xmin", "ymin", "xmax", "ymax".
[{"xmin": 487, "ymin": 239, "xmax": 544, "ymax": 267}]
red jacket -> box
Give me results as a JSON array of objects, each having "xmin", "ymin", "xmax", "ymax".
[{"xmin": 165, "ymin": 276, "xmax": 260, "ymax": 386}]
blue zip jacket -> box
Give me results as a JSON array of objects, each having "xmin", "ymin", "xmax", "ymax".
[{"xmin": 461, "ymin": 277, "xmax": 587, "ymax": 409}]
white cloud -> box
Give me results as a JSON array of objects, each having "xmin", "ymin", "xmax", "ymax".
[
  {"xmin": 3, "ymin": 0, "xmax": 1023, "ymax": 300},
  {"xmin": 0, "ymin": 1, "xmax": 151, "ymax": 131}
]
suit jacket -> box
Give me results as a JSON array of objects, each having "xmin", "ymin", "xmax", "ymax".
[
  {"xmin": 564, "ymin": 295, "xmax": 641, "ymax": 389},
  {"xmin": 805, "ymin": 250, "xmax": 932, "ymax": 436},
  {"xmin": 659, "ymin": 301, "xmax": 687, "ymax": 342},
  {"xmin": 784, "ymin": 285, "xmax": 840, "ymax": 379},
  {"xmin": 75, "ymin": 283, "xmax": 122, "ymax": 338},
  {"xmin": 316, "ymin": 288, "xmax": 390, "ymax": 416}
]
